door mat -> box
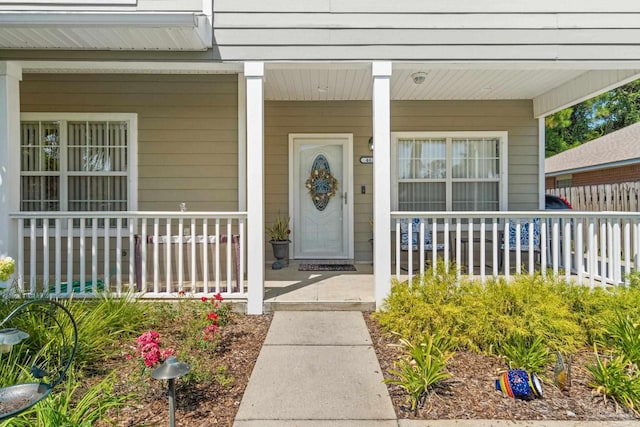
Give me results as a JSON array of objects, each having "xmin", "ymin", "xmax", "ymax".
[{"xmin": 298, "ymin": 264, "xmax": 357, "ymax": 272}]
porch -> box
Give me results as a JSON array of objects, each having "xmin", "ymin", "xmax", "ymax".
[{"xmin": 8, "ymin": 210, "xmax": 639, "ymax": 313}]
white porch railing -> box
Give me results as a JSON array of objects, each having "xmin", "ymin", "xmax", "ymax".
[
  {"xmin": 392, "ymin": 211, "xmax": 640, "ymax": 287},
  {"xmin": 9, "ymin": 212, "xmax": 247, "ymax": 299}
]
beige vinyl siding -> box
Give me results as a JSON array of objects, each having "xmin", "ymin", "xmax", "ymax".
[
  {"xmin": 19, "ymin": 73, "xmax": 239, "ymax": 212},
  {"xmin": 392, "ymin": 100, "xmax": 539, "ymax": 211},
  {"xmin": 265, "ymin": 101, "xmax": 373, "ymax": 262},
  {"xmin": 214, "ymin": 0, "xmax": 640, "ymax": 62}
]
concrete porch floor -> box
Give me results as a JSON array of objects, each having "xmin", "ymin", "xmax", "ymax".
[{"xmin": 264, "ymin": 261, "xmax": 375, "ymax": 311}]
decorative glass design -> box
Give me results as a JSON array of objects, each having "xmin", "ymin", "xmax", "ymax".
[{"xmin": 305, "ymin": 154, "xmax": 339, "ymax": 211}]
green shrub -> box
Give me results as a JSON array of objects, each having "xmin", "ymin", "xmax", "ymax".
[
  {"xmin": 67, "ymin": 294, "xmax": 152, "ymax": 368},
  {"xmin": 376, "ymin": 267, "xmax": 585, "ymax": 354},
  {"xmin": 588, "ymin": 349, "xmax": 640, "ymax": 414},
  {"xmin": 384, "ymin": 334, "xmax": 453, "ymax": 411},
  {"xmin": 500, "ymin": 335, "xmax": 550, "ymax": 374},
  {"xmin": 606, "ymin": 313, "xmax": 640, "ymax": 366}
]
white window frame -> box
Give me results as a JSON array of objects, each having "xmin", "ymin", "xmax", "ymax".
[
  {"xmin": 391, "ymin": 131, "xmax": 508, "ymax": 211},
  {"xmin": 20, "ymin": 112, "xmax": 138, "ymax": 212}
]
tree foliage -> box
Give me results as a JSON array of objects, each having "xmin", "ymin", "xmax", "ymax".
[{"xmin": 545, "ymin": 79, "xmax": 640, "ymax": 157}]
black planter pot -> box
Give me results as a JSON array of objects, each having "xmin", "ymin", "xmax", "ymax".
[{"xmin": 270, "ymin": 240, "xmax": 290, "ymax": 269}]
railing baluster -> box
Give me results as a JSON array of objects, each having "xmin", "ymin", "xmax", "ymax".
[
  {"xmin": 116, "ymin": 217, "xmax": 122, "ymax": 294},
  {"xmin": 17, "ymin": 218, "xmax": 24, "ymax": 293},
  {"xmin": 528, "ymin": 218, "xmax": 534, "ymax": 276},
  {"xmin": 552, "ymin": 218, "xmax": 559, "ymax": 276},
  {"xmin": 226, "ymin": 219, "xmax": 233, "ymax": 293},
  {"xmin": 215, "ymin": 219, "xmax": 221, "ymax": 293},
  {"xmin": 239, "ymin": 218, "xmax": 245, "ymax": 293},
  {"xmin": 191, "ymin": 218, "xmax": 197, "ymax": 293},
  {"xmin": 576, "ymin": 219, "xmax": 584, "ymax": 284},
  {"xmin": 492, "ymin": 217, "xmax": 498, "ymax": 278},
  {"xmin": 600, "ymin": 220, "xmax": 607, "ymax": 287},
  {"xmin": 203, "ymin": 219, "xmax": 209, "ymax": 294},
  {"xmin": 141, "ymin": 218, "xmax": 147, "ymax": 293},
  {"xmin": 515, "ymin": 221, "xmax": 522, "ymax": 275},
  {"xmin": 55, "ymin": 219, "xmax": 61, "ymax": 294},
  {"xmin": 67, "ymin": 218, "xmax": 73, "ymax": 295},
  {"xmin": 104, "ymin": 219, "xmax": 110, "ymax": 292},
  {"xmin": 444, "ymin": 218, "xmax": 450, "ymax": 271},
  {"xmin": 406, "ymin": 220, "xmax": 413, "ymax": 282},
  {"xmin": 29, "ymin": 220, "xmax": 36, "ymax": 294},
  {"xmin": 178, "ymin": 218, "xmax": 184, "ymax": 292},
  {"xmin": 624, "ymin": 219, "xmax": 630, "ymax": 286},
  {"xmin": 540, "ymin": 218, "xmax": 547, "ymax": 277},
  {"xmin": 503, "ymin": 219, "xmax": 509, "ymax": 281},
  {"xmin": 92, "ymin": 218, "xmax": 98, "ymax": 293},
  {"xmin": 153, "ymin": 219, "xmax": 159, "ymax": 293},
  {"xmin": 564, "ymin": 219, "xmax": 571, "ymax": 281},
  {"xmin": 456, "ymin": 219, "xmax": 462, "ymax": 279},
  {"xmin": 129, "ymin": 217, "xmax": 135, "ymax": 293},
  {"xmin": 79, "ymin": 219, "xmax": 86, "ymax": 293},
  {"xmin": 43, "ymin": 220, "xmax": 49, "ymax": 290},
  {"xmin": 612, "ymin": 219, "xmax": 621, "ymax": 284},
  {"xmin": 480, "ymin": 219, "xmax": 486, "ymax": 283},
  {"xmin": 588, "ymin": 218, "xmax": 596, "ymax": 289},
  {"xmin": 418, "ymin": 220, "xmax": 424, "ymax": 279},
  {"xmin": 468, "ymin": 218, "xmax": 473, "ymax": 277},
  {"xmin": 165, "ymin": 218, "xmax": 171, "ymax": 293}
]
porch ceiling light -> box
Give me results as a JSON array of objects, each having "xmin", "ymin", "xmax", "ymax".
[{"xmin": 411, "ymin": 72, "xmax": 428, "ymax": 85}]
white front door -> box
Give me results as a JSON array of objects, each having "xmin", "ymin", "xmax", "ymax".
[{"xmin": 289, "ymin": 134, "xmax": 353, "ymax": 259}]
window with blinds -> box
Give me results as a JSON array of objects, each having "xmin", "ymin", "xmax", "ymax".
[
  {"xmin": 392, "ymin": 132, "xmax": 507, "ymax": 212},
  {"xmin": 20, "ymin": 115, "xmax": 135, "ymax": 213}
]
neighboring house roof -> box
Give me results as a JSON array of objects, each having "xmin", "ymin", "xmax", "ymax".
[{"xmin": 545, "ymin": 121, "xmax": 640, "ymax": 176}]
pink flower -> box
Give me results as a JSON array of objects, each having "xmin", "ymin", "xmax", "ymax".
[
  {"xmin": 207, "ymin": 312, "xmax": 219, "ymax": 321},
  {"xmin": 214, "ymin": 293, "xmax": 224, "ymax": 302},
  {"xmin": 201, "ymin": 296, "xmax": 208, "ymax": 302}
]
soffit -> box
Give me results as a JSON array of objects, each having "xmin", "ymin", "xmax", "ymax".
[{"xmin": 0, "ymin": 12, "xmax": 211, "ymax": 51}]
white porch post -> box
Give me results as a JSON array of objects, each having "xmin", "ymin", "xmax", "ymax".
[
  {"xmin": 372, "ymin": 61, "xmax": 392, "ymax": 309},
  {"xmin": 538, "ymin": 117, "xmax": 546, "ymax": 210},
  {"xmin": 0, "ymin": 62, "xmax": 21, "ymax": 277},
  {"xmin": 245, "ymin": 62, "xmax": 265, "ymax": 314}
]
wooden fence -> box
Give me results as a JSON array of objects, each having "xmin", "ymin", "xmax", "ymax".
[{"xmin": 549, "ymin": 182, "xmax": 640, "ymax": 212}]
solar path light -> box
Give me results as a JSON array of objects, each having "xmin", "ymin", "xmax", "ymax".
[{"xmin": 151, "ymin": 355, "xmax": 190, "ymax": 427}]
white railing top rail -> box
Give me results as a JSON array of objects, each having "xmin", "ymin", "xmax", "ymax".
[
  {"xmin": 10, "ymin": 211, "xmax": 248, "ymax": 219},
  {"xmin": 391, "ymin": 211, "xmax": 640, "ymax": 220}
]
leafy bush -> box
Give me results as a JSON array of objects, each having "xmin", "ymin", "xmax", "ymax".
[
  {"xmin": 588, "ymin": 349, "xmax": 640, "ymax": 414},
  {"xmin": 376, "ymin": 265, "xmax": 584, "ymax": 353},
  {"xmin": 384, "ymin": 334, "xmax": 453, "ymax": 411},
  {"xmin": 501, "ymin": 335, "xmax": 550, "ymax": 374},
  {"xmin": 606, "ymin": 313, "xmax": 640, "ymax": 366}
]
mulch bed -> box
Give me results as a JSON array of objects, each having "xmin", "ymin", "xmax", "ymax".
[
  {"xmin": 95, "ymin": 310, "xmax": 639, "ymax": 425},
  {"xmin": 99, "ymin": 313, "xmax": 272, "ymax": 427},
  {"xmin": 364, "ymin": 313, "xmax": 639, "ymax": 421}
]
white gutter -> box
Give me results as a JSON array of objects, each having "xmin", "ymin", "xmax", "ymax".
[
  {"xmin": 0, "ymin": 12, "xmax": 201, "ymax": 27},
  {"xmin": 546, "ymin": 158, "xmax": 640, "ymax": 177}
]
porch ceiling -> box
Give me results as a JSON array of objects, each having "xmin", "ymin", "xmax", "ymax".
[{"xmin": 264, "ymin": 66, "xmax": 586, "ymax": 102}]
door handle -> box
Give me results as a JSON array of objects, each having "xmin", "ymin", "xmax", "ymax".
[{"xmin": 344, "ymin": 192, "xmax": 347, "ymax": 205}]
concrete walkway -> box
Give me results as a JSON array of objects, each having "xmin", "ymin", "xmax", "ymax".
[
  {"xmin": 234, "ymin": 311, "xmax": 637, "ymax": 427},
  {"xmin": 234, "ymin": 311, "xmax": 397, "ymax": 426}
]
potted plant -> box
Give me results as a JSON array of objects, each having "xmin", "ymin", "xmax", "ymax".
[{"xmin": 266, "ymin": 213, "xmax": 291, "ymax": 269}]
